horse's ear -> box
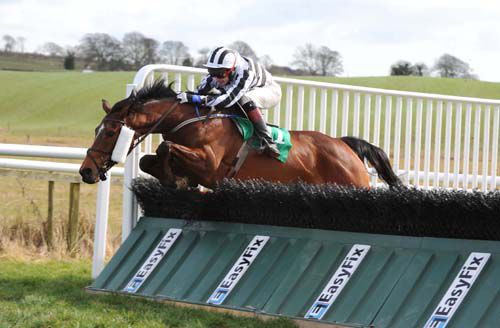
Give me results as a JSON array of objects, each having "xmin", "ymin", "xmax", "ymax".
[{"xmin": 102, "ymin": 99, "xmax": 111, "ymax": 113}]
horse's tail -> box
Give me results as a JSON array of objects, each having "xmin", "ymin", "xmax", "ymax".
[{"xmin": 341, "ymin": 136, "xmax": 403, "ymax": 187}]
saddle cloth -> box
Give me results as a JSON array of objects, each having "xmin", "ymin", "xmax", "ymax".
[{"xmin": 231, "ymin": 117, "xmax": 292, "ymax": 163}]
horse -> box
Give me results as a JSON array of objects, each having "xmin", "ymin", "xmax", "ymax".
[{"xmin": 79, "ymin": 79, "xmax": 402, "ymax": 189}]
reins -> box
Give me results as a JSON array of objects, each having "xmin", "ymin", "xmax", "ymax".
[{"xmin": 131, "ymin": 101, "xmax": 180, "ymax": 151}]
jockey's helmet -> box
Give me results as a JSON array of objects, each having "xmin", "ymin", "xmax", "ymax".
[{"xmin": 204, "ymin": 47, "xmax": 236, "ymax": 70}]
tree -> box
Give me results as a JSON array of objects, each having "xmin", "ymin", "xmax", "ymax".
[
  {"xmin": 292, "ymin": 43, "xmax": 318, "ymax": 75},
  {"xmin": 78, "ymin": 33, "xmax": 123, "ymax": 70},
  {"xmin": 194, "ymin": 47, "xmax": 211, "ymax": 67},
  {"xmin": 2, "ymin": 35, "xmax": 16, "ymax": 52},
  {"xmin": 228, "ymin": 41, "xmax": 257, "ymax": 60},
  {"xmin": 142, "ymin": 38, "xmax": 159, "ymax": 65},
  {"xmin": 316, "ymin": 46, "xmax": 343, "ymax": 76},
  {"xmin": 433, "ymin": 54, "xmax": 476, "ymax": 79},
  {"xmin": 259, "ymin": 54, "xmax": 273, "ymax": 70},
  {"xmin": 160, "ymin": 41, "xmax": 191, "ymax": 65},
  {"xmin": 38, "ymin": 42, "xmax": 65, "ymax": 56},
  {"xmin": 16, "ymin": 36, "xmax": 26, "ymax": 53},
  {"xmin": 122, "ymin": 32, "xmax": 159, "ymax": 69},
  {"xmin": 291, "ymin": 44, "xmax": 343, "ymax": 76},
  {"xmin": 413, "ymin": 62, "xmax": 428, "ymax": 76},
  {"xmin": 64, "ymin": 51, "xmax": 75, "ymax": 70},
  {"xmin": 390, "ymin": 60, "xmax": 414, "ymax": 76}
]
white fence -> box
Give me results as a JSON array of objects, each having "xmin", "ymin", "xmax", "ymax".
[{"xmin": 128, "ymin": 64, "xmax": 500, "ymax": 191}]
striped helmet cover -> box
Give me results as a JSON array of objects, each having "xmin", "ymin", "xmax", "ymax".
[{"xmin": 204, "ymin": 47, "xmax": 237, "ymax": 69}]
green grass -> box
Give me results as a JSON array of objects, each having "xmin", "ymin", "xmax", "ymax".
[
  {"xmin": 0, "ymin": 259, "xmax": 296, "ymax": 328},
  {"xmin": 0, "ymin": 52, "xmax": 88, "ymax": 72},
  {"xmin": 0, "ymin": 71, "xmax": 134, "ymax": 136}
]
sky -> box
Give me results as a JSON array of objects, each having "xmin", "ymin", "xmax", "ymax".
[{"xmin": 2, "ymin": 0, "xmax": 500, "ymax": 82}]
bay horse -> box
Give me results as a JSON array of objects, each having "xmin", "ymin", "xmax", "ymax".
[{"xmin": 79, "ymin": 79, "xmax": 401, "ymax": 189}]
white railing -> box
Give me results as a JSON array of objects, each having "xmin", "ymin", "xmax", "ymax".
[
  {"xmin": 126, "ymin": 64, "xmax": 500, "ymax": 192},
  {"xmin": 0, "ymin": 144, "xmax": 124, "ymax": 278}
]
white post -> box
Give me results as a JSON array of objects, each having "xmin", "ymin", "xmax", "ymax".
[
  {"xmin": 92, "ymin": 177, "xmax": 111, "ymax": 279},
  {"xmin": 297, "ymin": 86, "xmax": 305, "ymax": 130},
  {"xmin": 122, "ymin": 83, "xmax": 139, "ymax": 242},
  {"xmin": 285, "ymin": 85, "xmax": 293, "ymax": 130}
]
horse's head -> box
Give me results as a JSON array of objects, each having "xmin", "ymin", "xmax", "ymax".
[
  {"xmin": 79, "ymin": 98, "xmax": 135, "ymax": 184},
  {"xmin": 80, "ymin": 79, "xmax": 180, "ymax": 184}
]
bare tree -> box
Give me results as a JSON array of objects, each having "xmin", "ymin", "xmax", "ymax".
[
  {"xmin": 413, "ymin": 62, "xmax": 428, "ymax": 76},
  {"xmin": 433, "ymin": 54, "xmax": 477, "ymax": 79},
  {"xmin": 194, "ymin": 47, "xmax": 211, "ymax": 67},
  {"xmin": 38, "ymin": 42, "xmax": 65, "ymax": 56},
  {"xmin": 122, "ymin": 32, "xmax": 146, "ymax": 68},
  {"xmin": 2, "ymin": 35, "xmax": 16, "ymax": 52},
  {"xmin": 122, "ymin": 32, "xmax": 159, "ymax": 69},
  {"xmin": 160, "ymin": 41, "xmax": 191, "ymax": 65},
  {"xmin": 259, "ymin": 54, "xmax": 273, "ymax": 70},
  {"xmin": 142, "ymin": 38, "xmax": 159, "ymax": 65},
  {"xmin": 78, "ymin": 33, "xmax": 123, "ymax": 70},
  {"xmin": 228, "ymin": 40, "xmax": 257, "ymax": 60},
  {"xmin": 316, "ymin": 46, "xmax": 343, "ymax": 76},
  {"xmin": 291, "ymin": 43, "xmax": 318, "ymax": 75},
  {"xmin": 16, "ymin": 36, "xmax": 26, "ymax": 53}
]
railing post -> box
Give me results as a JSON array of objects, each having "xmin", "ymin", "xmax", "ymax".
[
  {"xmin": 47, "ymin": 180, "xmax": 54, "ymax": 249},
  {"xmin": 92, "ymin": 176, "xmax": 111, "ymax": 279},
  {"xmin": 122, "ymin": 83, "xmax": 140, "ymax": 242},
  {"xmin": 67, "ymin": 182, "xmax": 80, "ymax": 255}
]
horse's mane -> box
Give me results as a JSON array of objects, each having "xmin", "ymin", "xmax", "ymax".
[{"xmin": 127, "ymin": 79, "xmax": 177, "ymax": 108}]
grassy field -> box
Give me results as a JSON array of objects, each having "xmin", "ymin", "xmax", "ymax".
[
  {"xmin": 0, "ymin": 259, "xmax": 296, "ymax": 328},
  {"xmin": 0, "ymin": 52, "xmax": 89, "ymax": 72}
]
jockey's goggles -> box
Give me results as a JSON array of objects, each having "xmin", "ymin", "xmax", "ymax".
[{"xmin": 208, "ymin": 67, "xmax": 229, "ymax": 78}]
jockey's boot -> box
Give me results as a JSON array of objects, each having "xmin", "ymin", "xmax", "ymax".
[{"xmin": 248, "ymin": 108, "xmax": 280, "ymax": 159}]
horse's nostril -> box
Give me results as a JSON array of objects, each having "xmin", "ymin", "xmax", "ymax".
[{"xmin": 81, "ymin": 168, "xmax": 92, "ymax": 177}]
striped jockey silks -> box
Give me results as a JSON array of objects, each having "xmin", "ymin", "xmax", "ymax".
[{"xmin": 198, "ymin": 51, "xmax": 273, "ymax": 108}]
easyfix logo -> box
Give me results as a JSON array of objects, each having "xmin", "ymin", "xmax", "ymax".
[
  {"xmin": 207, "ymin": 235, "xmax": 269, "ymax": 305},
  {"xmin": 423, "ymin": 252, "xmax": 490, "ymax": 328},
  {"xmin": 305, "ymin": 244, "xmax": 371, "ymax": 320},
  {"xmin": 123, "ymin": 228, "xmax": 182, "ymax": 293}
]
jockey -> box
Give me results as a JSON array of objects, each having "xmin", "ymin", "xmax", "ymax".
[{"xmin": 176, "ymin": 46, "xmax": 282, "ymax": 158}]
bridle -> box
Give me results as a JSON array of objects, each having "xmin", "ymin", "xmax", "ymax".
[
  {"xmin": 86, "ymin": 118, "xmax": 125, "ymax": 181},
  {"xmin": 85, "ymin": 101, "xmax": 180, "ymax": 181}
]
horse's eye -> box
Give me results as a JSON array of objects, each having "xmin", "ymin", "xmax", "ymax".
[{"xmin": 106, "ymin": 131, "xmax": 115, "ymax": 137}]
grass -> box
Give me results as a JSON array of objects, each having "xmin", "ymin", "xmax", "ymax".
[
  {"xmin": 0, "ymin": 52, "xmax": 88, "ymax": 72},
  {"xmin": 0, "ymin": 70, "xmax": 135, "ymax": 136},
  {"xmin": 0, "ymin": 259, "xmax": 296, "ymax": 328}
]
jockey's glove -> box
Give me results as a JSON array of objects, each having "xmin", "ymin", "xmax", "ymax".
[{"xmin": 177, "ymin": 92, "xmax": 207, "ymax": 105}]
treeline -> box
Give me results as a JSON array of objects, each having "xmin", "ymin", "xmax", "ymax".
[
  {"xmin": 2, "ymin": 33, "xmax": 477, "ymax": 79},
  {"xmin": 389, "ymin": 54, "xmax": 477, "ymax": 79},
  {"xmin": 1, "ymin": 33, "xmax": 343, "ymax": 76}
]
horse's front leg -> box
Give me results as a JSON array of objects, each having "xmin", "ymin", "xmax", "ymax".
[
  {"xmin": 139, "ymin": 142, "xmax": 177, "ymax": 187},
  {"xmin": 168, "ymin": 143, "xmax": 219, "ymax": 187}
]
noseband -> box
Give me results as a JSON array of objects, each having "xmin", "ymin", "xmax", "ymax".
[{"xmin": 86, "ymin": 118, "xmax": 125, "ymax": 181}]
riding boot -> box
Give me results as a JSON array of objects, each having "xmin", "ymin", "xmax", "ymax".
[{"xmin": 247, "ymin": 109, "xmax": 280, "ymax": 159}]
